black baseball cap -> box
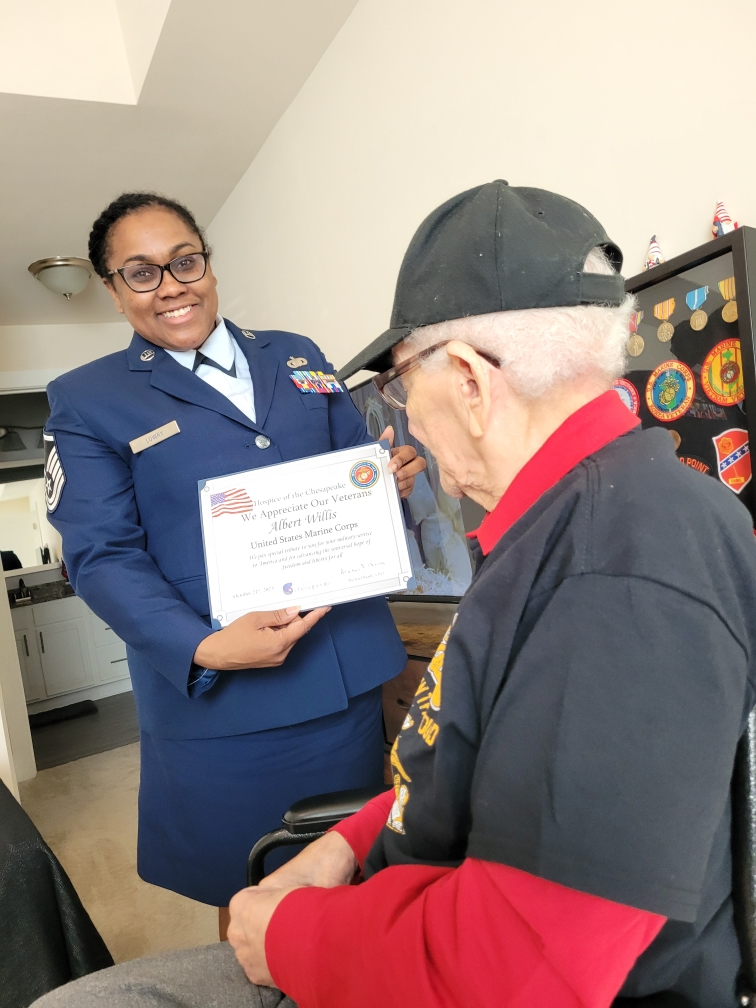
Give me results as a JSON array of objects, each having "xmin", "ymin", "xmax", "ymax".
[{"xmin": 337, "ymin": 180, "xmax": 624, "ymax": 379}]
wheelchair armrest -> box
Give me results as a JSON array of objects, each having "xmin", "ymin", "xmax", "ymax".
[{"xmin": 282, "ymin": 785, "xmax": 390, "ymax": 835}]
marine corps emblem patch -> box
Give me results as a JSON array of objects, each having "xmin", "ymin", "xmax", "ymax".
[
  {"xmin": 701, "ymin": 339, "xmax": 745, "ymax": 406},
  {"xmin": 646, "ymin": 361, "xmax": 695, "ymax": 422},
  {"xmin": 713, "ymin": 428, "xmax": 751, "ymax": 494}
]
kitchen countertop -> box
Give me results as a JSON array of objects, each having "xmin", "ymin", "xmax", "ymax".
[{"xmin": 7, "ymin": 580, "xmax": 75, "ymax": 609}]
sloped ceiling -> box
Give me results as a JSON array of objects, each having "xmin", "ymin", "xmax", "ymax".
[{"xmin": 0, "ymin": 0, "xmax": 358, "ymax": 325}]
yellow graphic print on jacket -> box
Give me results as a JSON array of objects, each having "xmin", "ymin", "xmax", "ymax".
[{"xmin": 386, "ymin": 621, "xmax": 453, "ymax": 834}]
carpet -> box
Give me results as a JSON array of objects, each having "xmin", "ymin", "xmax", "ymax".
[{"xmin": 19, "ymin": 743, "xmax": 218, "ymax": 964}]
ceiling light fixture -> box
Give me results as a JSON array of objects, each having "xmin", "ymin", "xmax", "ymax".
[{"xmin": 28, "ymin": 257, "xmax": 93, "ymax": 300}]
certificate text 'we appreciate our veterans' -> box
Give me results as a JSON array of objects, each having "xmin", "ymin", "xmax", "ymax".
[{"xmin": 199, "ymin": 442, "xmax": 414, "ymax": 626}]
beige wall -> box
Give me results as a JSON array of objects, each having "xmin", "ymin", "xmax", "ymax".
[
  {"xmin": 0, "ymin": 321, "xmax": 131, "ymax": 391},
  {"xmin": 0, "ymin": 497, "xmax": 39, "ymax": 569},
  {"xmin": 207, "ymin": 0, "xmax": 756, "ymax": 371}
]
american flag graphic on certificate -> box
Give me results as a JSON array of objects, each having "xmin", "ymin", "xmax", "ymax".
[{"xmin": 210, "ymin": 488, "xmax": 254, "ymax": 518}]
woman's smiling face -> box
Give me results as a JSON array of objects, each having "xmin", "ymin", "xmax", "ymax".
[{"xmin": 103, "ymin": 206, "xmax": 219, "ymax": 351}]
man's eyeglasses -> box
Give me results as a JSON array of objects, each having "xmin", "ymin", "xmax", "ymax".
[
  {"xmin": 107, "ymin": 252, "xmax": 209, "ymax": 293},
  {"xmin": 372, "ymin": 340, "xmax": 500, "ymax": 410}
]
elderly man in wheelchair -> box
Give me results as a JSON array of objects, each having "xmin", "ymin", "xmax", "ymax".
[{"xmin": 34, "ymin": 182, "xmax": 756, "ymax": 1008}]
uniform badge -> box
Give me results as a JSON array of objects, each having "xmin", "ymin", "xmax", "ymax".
[
  {"xmin": 289, "ymin": 370, "xmax": 344, "ymax": 394},
  {"xmin": 645, "ymin": 360, "xmax": 695, "ymax": 422},
  {"xmin": 129, "ymin": 420, "xmax": 180, "ymax": 454},
  {"xmin": 701, "ymin": 338, "xmax": 744, "ymax": 406},
  {"xmin": 286, "ymin": 356, "xmax": 308, "ymax": 368},
  {"xmin": 240, "ymin": 329, "xmax": 256, "ymax": 339},
  {"xmin": 612, "ymin": 378, "xmax": 640, "ymax": 415},
  {"xmin": 679, "ymin": 455, "xmax": 711, "ymax": 475},
  {"xmin": 140, "ymin": 348, "xmax": 155, "ymax": 361},
  {"xmin": 43, "ymin": 432, "xmax": 65, "ymax": 512},
  {"xmin": 713, "ymin": 428, "xmax": 751, "ymax": 494}
]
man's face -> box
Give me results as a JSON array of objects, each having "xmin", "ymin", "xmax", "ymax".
[
  {"xmin": 103, "ymin": 207, "xmax": 219, "ymax": 351},
  {"xmin": 397, "ymin": 343, "xmax": 473, "ymax": 499}
]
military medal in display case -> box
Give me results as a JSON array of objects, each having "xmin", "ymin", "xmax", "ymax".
[{"xmin": 621, "ymin": 227, "xmax": 756, "ymax": 520}]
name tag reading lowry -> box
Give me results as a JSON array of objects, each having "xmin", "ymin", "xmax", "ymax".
[
  {"xmin": 199, "ymin": 443, "xmax": 414, "ymax": 626},
  {"xmin": 130, "ymin": 420, "xmax": 180, "ymax": 454}
]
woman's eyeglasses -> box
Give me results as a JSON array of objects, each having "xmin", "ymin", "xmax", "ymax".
[
  {"xmin": 372, "ymin": 340, "xmax": 500, "ymax": 410},
  {"xmin": 107, "ymin": 251, "xmax": 209, "ymax": 293}
]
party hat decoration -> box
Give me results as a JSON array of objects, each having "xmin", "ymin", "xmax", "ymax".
[
  {"xmin": 712, "ymin": 201, "xmax": 738, "ymax": 238},
  {"xmin": 645, "ymin": 235, "xmax": 665, "ymax": 271}
]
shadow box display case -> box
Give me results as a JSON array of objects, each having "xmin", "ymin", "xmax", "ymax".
[{"xmin": 622, "ymin": 227, "xmax": 756, "ymax": 523}]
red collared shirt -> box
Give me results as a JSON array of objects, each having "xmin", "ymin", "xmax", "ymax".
[{"xmin": 472, "ymin": 388, "xmax": 639, "ymax": 554}]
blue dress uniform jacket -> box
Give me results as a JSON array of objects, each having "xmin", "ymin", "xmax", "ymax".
[{"xmin": 45, "ymin": 320, "xmax": 407, "ymax": 740}]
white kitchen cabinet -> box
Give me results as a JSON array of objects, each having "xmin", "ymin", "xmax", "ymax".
[
  {"xmin": 88, "ymin": 612, "xmax": 129, "ymax": 684},
  {"xmin": 36, "ymin": 619, "xmax": 95, "ymax": 697},
  {"xmin": 14, "ymin": 627, "xmax": 45, "ymax": 702},
  {"xmin": 10, "ymin": 592, "xmax": 130, "ymax": 708},
  {"xmin": 92, "ymin": 639, "xmax": 129, "ymax": 684}
]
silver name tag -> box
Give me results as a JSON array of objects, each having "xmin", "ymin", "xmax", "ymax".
[{"xmin": 129, "ymin": 420, "xmax": 180, "ymax": 454}]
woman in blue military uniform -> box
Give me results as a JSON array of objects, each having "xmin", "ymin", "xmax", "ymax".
[{"xmin": 44, "ymin": 193, "xmax": 423, "ymax": 935}]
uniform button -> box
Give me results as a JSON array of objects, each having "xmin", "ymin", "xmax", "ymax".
[{"xmin": 255, "ymin": 435, "xmax": 271, "ymax": 449}]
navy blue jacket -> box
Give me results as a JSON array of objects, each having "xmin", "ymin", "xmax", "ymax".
[{"xmin": 45, "ymin": 321, "xmax": 407, "ymax": 739}]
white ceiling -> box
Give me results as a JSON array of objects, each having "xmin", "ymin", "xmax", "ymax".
[
  {"xmin": 0, "ymin": 1, "xmax": 171, "ymax": 105},
  {"xmin": 0, "ymin": 0, "xmax": 358, "ymax": 325}
]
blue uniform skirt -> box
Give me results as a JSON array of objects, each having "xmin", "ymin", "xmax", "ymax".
[{"xmin": 137, "ymin": 686, "xmax": 384, "ymax": 906}]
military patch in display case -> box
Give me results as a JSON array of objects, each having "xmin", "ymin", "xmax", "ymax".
[{"xmin": 623, "ymin": 227, "xmax": 756, "ymax": 520}]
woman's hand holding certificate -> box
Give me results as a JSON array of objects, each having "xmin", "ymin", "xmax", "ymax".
[
  {"xmin": 193, "ymin": 606, "xmax": 330, "ymax": 671},
  {"xmin": 199, "ymin": 442, "xmax": 415, "ymax": 627}
]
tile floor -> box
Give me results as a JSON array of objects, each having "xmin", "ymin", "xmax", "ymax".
[{"xmin": 19, "ymin": 743, "xmax": 218, "ymax": 964}]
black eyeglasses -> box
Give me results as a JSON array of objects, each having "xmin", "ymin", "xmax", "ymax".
[
  {"xmin": 107, "ymin": 251, "xmax": 209, "ymax": 292},
  {"xmin": 373, "ymin": 340, "xmax": 501, "ymax": 409}
]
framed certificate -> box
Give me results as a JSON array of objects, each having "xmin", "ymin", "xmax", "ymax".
[{"xmin": 199, "ymin": 442, "xmax": 415, "ymax": 626}]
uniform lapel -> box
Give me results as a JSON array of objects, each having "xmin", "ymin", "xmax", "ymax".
[
  {"xmin": 225, "ymin": 320, "xmax": 279, "ymax": 429},
  {"xmin": 127, "ymin": 332, "xmax": 261, "ymax": 433}
]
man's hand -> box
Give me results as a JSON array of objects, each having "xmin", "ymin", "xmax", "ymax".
[
  {"xmin": 228, "ymin": 833, "xmax": 358, "ymax": 985},
  {"xmin": 228, "ymin": 885, "xmax": 296, "ymax": 986},
  {"xmin": 258, "ymin": 830, "xmax": 357, "ymax": 891},
  {"xmin": 379, "ymin": 425, "xmax": 426, "ymax": 499},
  {"xmin": 193, "ymin": 606, "xmax": 330, "ymax": 671}
]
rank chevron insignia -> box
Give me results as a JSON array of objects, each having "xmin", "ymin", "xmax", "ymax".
[{"xmin": 43, "ymin": 431, "xmax": 65, "ymax": 512}]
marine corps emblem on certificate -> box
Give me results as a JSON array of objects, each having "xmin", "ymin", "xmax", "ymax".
[
  {"xmin": 612, "ymin": 378, "xmax": 640, "ymax": 415},
  {"xmin": 713, "ymin": 428, "xmax": 751, "ymax": 494},
  {"xmin": 701, "ymin": 338, "xmax": 744, "ymax": 406},
  {"xmin": 350, "ymin": 461, "xmax": 379, "ymax": 488},
  {"xmin": 646, "ymin": 361, "xmax": 695, "ymax": 422}
]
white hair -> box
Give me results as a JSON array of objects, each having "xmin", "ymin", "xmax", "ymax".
[{"xmin": 405, "ymin": 247, "xmax": 636, "ymax": 399}]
